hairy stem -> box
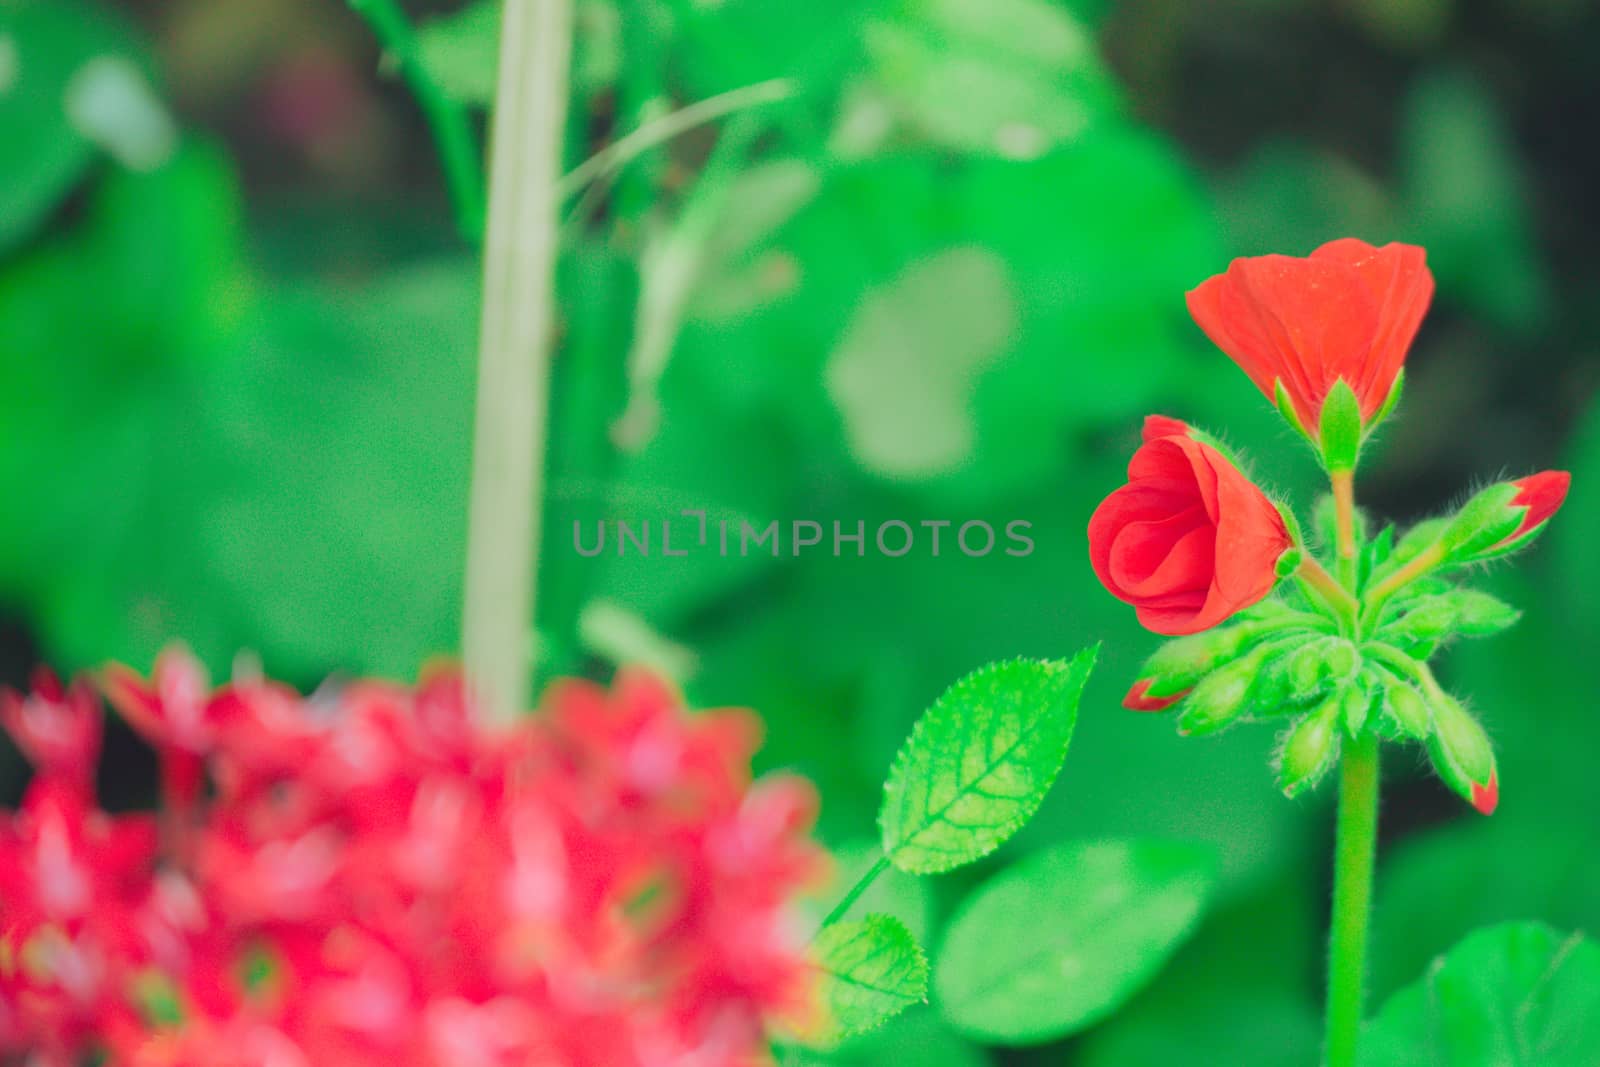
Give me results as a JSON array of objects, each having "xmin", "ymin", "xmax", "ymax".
[
  {"xmin": 462, "ymin": 0, "xmax": 573, "ymax": 725},
  {"xmin": 1325, "ymin": 730, "xmax": 1380, "ymax": 1067},
  {"xmin": 1296, "ymin": 556, "xmax": 1359, "ymax": 631},
  {"xmin": 1363, "ymin": 542, "xmax": 1447, "ymax": 624},
  {"xmin": 1330, "ymin": 470, "xmax": 1359, "ymax": 588},
  {"xmin": 348, "ymin": 0, "xmax": 487, "ymax": 240}
]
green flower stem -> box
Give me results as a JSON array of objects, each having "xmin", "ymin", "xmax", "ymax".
[
  {"xmin": 1330, "ymin": 470, "xmax": 1359, "ymax": 588},
  {"xmin": 816, "ymin": 854, "xmax": 890, "ymax": 933},
  {"xmin": 347, "ymin": 0, "xmax": 487, "ymax": 241},
  {"xmin": 462, "ymin": 0, "xmax": 573, "ymax": 725},
  {"xmin": 1296, "ymin": 557, "xmax": 1360, "ymax": 631},
  {"xmin": 1362, "ymin": 541, "xmax": 1447, "ymax": 625},
  {"xmin": 1326, "ymin": 730, "xmax": 1380, "ymax": 1067}
]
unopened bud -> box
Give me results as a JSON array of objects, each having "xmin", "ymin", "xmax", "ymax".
[
  {"xmin": 1440, "ymin": 472, "xmax": 1570, "ymax": 564},
  {"xmin": 1425, "ymin": 692, "xmax": 1498, "ymax": 815},
  {"xmin": 1277, "ymin": 697, "xmax": 1342, "ymax": 798},
  {"xmin": 1376, "ymin": 676, "xmax": 1431, "ymax": 740},
  {"xmin": 1177, "ymin": 655, "xmax": 1258, "ymax": 737}
]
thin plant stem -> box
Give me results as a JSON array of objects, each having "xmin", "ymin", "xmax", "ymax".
[
  {"xmin": 1363, "ymin": 542, "xmax": 1447, "ymax": 623},
  {"xmin": 816, "ymin": 854, "xmax": 890, "ymax": 934},
  {"xmin": 1325, "ymin": 730, "xmax": 1380, "ymax": 1067},
  {"xmin": 462, "ymin": 0, "xmax": 573, "ymax": 725},
  {"xmin": 555, "ymin": 78, "xmax": 796, "ymax": 202},
  {"xmin": 1296, "ymin": 557, "xmax": 1359, "ymax": 631},
  {"xmin": 348, "ymin": 0, "xmax": 487, "ymax": 241},
  {"xmin": 1331, "ymin": 470, "xmax": 1359, "ymax": 588}
]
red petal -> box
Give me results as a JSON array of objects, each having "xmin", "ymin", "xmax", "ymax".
[{"xmin": 1123, "ymin": 679, "xmax": 1188, "ymax": 712}]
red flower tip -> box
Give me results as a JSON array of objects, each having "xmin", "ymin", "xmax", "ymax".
[
  {"xmin": 1141, "ymin": 415, "xmax": 1193, "ymax": 443},
  {"xmin": 1186, "ymin": 238, "xmax": 1433, "ymax": 428},
  {"xmin": 1123, "ymin": 679, "xmax": 1188, "ymax": 712},
  {"xmin": 1507, "ymin": 471, "xmax": 1570, "ymax": 543},
  {"xmin": 1471, "ymin": 770, "xmax": 1499, "ymax": 815}
]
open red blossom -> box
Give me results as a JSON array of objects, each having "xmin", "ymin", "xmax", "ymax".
[
  {"xmin": 0, "ymin": 652, "xmax": 827, "ymax": 1067},
  {"xmin": 1090, "ymin": 418, "xmax": 1292, "ymax": 635},
  {"xmin": 1186, "ymin": 238, "xmax": 1433, "ymax": 429},
  {"xmin": 1502, "ymin": 471, "xmax": 1571, "ymax": 547}
]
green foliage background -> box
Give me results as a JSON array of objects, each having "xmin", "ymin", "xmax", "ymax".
[{"xmin": 2, "ymin": 0, "xmax": 1598, "ymax": 1062}]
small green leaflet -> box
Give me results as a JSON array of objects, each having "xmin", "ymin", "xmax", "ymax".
[
  {"xmin": 879, "ymin": 650, "xmax": 1095, "ymax": 875},
  {"xmin": 1362, "ymin": 922, "xmax": 1600, "ymax": 1066},
  {"xmin": 934, "ymin": 839, "xmax": 1216, "ymax": 1045},
  {"xmin": 811, "ymin": 914, "xmax": 929, "ymax": 1043}
]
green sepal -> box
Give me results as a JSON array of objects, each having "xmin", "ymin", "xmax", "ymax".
[
  {"xmin": 1358, "ymin": 524, "xmax": 1395, "ymax": 590},
  {"xmin": 1362, "ymin": 366, "xmax": 1405, "ymax": 439},
  {"xmin": 1439, "ymin": 483, "xmax": 1524, "ymax": 561},
  {"xmin": 1318, "ymin": 379, "xmax": 1364, "ymax": 473},
  {"xmin": 1275, "ymin": 545, "xmax": 1304, "ymax": 579},
  {"xmin": 1273, "ymin": 378, "xmax": 1313, "ymax": 443},
  {"xmin": 1276, "ymin": 696, "xmax": 1343, "ymax": 798}
]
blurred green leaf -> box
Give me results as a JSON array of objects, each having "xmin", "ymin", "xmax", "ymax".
[
  {"xmin": 1362, "ymin": 922, "xmax": 1600, "ymax": 1066},
  {"xmin": 826, "ymin": 247, "xmax": 1017, "ymax": 479},
  {"xmin": 856, "ymin": 0, "xmax": 1116, "ymax": 158},
  {"xmin": 934, "ymin": 838, "xmax": 1216, "ymax": 1044},
  {"xmin": 810, "ymin": 914, "xmax": 929, "ymax": 1043},
  {"xmin": 0, "ymin": 0, "xmax": 156, "ymax": 255},
  {"xmin": 1371, "ymin": 820, "xmax": 1600, "ymax": 1004},
  {"xmin": 880, "ymin": 651, "xmax": 1094, "ymax": 875}
]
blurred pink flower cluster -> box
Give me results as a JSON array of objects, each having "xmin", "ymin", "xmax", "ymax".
[{"xmin": 0, "ymin": 649, "xmax": 825, "ymax": 1067}]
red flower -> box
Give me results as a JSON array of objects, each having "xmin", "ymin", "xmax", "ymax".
[
  {"xmin": 1502, "ymin": 471, "xmax": 1571, "ymax": 548},
  {"xmin": 1090, "ymin": 418, "xmax": 1292, "ymax": 635},
  {"xmin": 2, "ymin": 654, "xmax": 826, "ymax": 1067},
  {"xmin": 1186, "ymin": 239, "xmax": 1433, "ymax": 429},
  {"xmin": 1122, "ymin": 679, "xmax": 1188, "ymax": 712}
]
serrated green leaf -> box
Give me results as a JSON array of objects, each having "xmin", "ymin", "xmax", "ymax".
[
  {"xmin": 934, "ymin": 839, "xmax": 1216, "ymax": 1045},
  {"xmin": 811, "ymin": 915, "xmax": 930, "ymax": 1044},
  {"xmin": 879, "ymin": 650, "xmax": 1094, "ymax": 875},
  {"xmin": 1362, "ymin": 922, "xmax": 1600, "ymax": 1066}
]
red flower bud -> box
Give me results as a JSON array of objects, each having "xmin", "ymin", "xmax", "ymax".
[
  {"xmin": 1089, "ymin": 428, "xmax": 1293, "ymax": 635},
  {"xmin": 1123, "ymin": 679, "xmax": 1188, "ymax": 711},
  {"xmin": 1185, "ymin": 238, "xmax": 1433, "ymax": 430},
  {"xmin": 1472, "ymin": 769, "xmax": 1499, "ymax": 816},
  {"xmin": 1501, "ymin": 471, "xmax": 1570, "ymax": 549}
]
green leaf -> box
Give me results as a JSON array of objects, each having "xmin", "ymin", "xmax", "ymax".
[
  {"xmin": 825, "ymin": 246, "xmax": 1019, "ymax": 480},
  {"xmin": 879, "ymin": 650, "xmax": 1094, "ymax": 875},
  {"xmin": 858, "ymin": 0, "xmax": 1118, "ymax": 158},
  {"xmin": 811, "ymin": 915, "xmax": 930, "ymax": 1044},
  {"xmin": 934, "ymin": 839, "xmax": 1216, "ymax": 1044},
  {"xmin": 1362, "ymin": 922, "xmax": 1600, "ymax": 1066}
]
